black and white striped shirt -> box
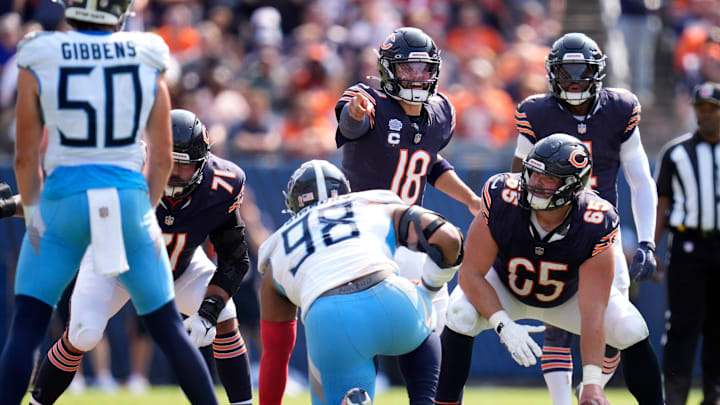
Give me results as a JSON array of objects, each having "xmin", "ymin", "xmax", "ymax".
[{"xmin": 655, "ymin": 132, "xmax": 720, "ymax": 233}]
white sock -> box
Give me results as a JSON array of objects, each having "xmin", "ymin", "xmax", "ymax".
[{"xmin": 544, "ymin": 371, "xmax": 573, "ymax": 405}]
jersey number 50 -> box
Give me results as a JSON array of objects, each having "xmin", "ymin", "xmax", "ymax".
[{"xmin": 58, "ymin": 65, "xmax": 141, "ymax": 147}]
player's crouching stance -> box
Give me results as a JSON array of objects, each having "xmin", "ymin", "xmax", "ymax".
[
  {"xmin": 257, "ymin": 160, "xmax": 462, "ymax": 405},
  {"xmin": 435, "ymin": 134, "xmax": 664, "ymax": 405}
]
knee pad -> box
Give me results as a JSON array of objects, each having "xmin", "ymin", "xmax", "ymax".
[
  {"xmin": 67, "ymin": 325, "xmax": 103, "ymax": 352},
  {"xmin": 543, "ymin": 325, "xmax": 575, "ymax": 348},
  {"xmin": 445, "ymin": 288, "xmax": 485, "ymax": 337},
  {"xmin": 610, "ymin": 314, "xmax": 649, "ymax": 350}
]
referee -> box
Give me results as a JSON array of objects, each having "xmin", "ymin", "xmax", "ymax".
[{"xmin": 654, "ymin": 82, "xmax": 720, "ymax": 405}]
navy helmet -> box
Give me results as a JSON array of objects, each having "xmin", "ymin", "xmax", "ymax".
[
  {"xmin": 164, "ymin": 109, "xmax": 210, "ymax": 199},
  {"xmin": 284, "ymin": 160, "xmax": 351, "ymax": 214},
  {"xmin": 377, "ymin": 27, "xmax": 441, "ymax": 104},
  {"xmin": 546, "ymin": 33, "xmax": 606, "ymax": 105},
  {"xmin": 54, "ymin": 0, "xmax": 135, "ymax": 28},
  {"xmin": 521, "ymin": 133, "xmax": 592, "ymax": 210}
]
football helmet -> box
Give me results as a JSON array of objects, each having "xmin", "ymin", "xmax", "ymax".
[
  {"xmin": 341, "ymin": 388, "xmax": 372, "ymax": 405},
  {"xmin": 521, "ymin": 133, "xmax": 592, "ymax": 210},
  {"xmin": 54, "ymin": 0, "xmax": 134, "ymax": 27},
  {"xmin": 377, "ymin": 27, "xmax": 441, "ymax": 104},
  {"xmin": 164, "ymin": 109, "xmax": 210, "ymax": 199},
  {"xmin": 545, "ymin": 33, "xmax": 606, "ymax": 105},
  {"xmin": 284, "ymin": 160, "xmax": 351, "ymax": 214}
]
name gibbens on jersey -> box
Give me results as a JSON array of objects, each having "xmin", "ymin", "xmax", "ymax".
[
  {"xmin": 516, "ymin": 88, "xmax": 641, "ymax": 207},
  {"xmin": 481, "ymin": 173, "xmax": 619, "ymax": 308},
  {"xmin": 15, "ymin": 30, "xmax": 170, "ymax": 175},
  {"xmin": 258, "ymin": 190, "xmax": 404, "ymax": 320},
  {"xmin": 335, "ymin": 83, "xmax": 456, "ymax": 206}
]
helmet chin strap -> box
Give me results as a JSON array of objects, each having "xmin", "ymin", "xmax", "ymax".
[
  {"xmin": 164, "ymin": 185, "xmax": 185, "ymax": 198},
  {"xmin": 395, "ymin": 87, "xmax": 430, "ymax": 104},
  {"xmin": 526, "ymin": 193, "xmax": 554, "ymax": 210}
]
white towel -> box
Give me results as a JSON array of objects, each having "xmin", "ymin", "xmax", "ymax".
[{"xmin": 87, "ymin": 188, "xmax": 129, "ymax": 277}]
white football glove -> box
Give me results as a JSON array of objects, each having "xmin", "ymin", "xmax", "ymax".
[
  {"xmin": 489, "ymin": 310, "xmax": 545, "ymax": 367},
  {"xmin": 183, "ymin": 314, "xmax": 217, "ymax": 347}
]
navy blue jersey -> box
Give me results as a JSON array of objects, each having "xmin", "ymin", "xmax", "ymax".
[
  {"xmin": 480, "ymin": 173, "xmax": 619, "ymax": 308},
  {"xmin": 335, "ymin": 83, "xmax": 456, "ymax": 205},
  {"xmin": 157, "ymin": 154, "xmax": 245, "ymax": 279},
  {"xmin": 515, "ymin": 88, "xmax": 641, "ymax": 207}
]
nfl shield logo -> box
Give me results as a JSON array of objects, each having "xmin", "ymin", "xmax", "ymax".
[
  {"xmin": 164, "ymin": 215, "xmax": 175, "ymax": 226},
  {"xmin": 577, "ymin": 123, "xmax": 587, "ymax": 134},
  {"xmin": 413, "ymin": 133, "xmax": 422, "ymax": 144},
  {"xmin": 99, "ymin": 207, "xmax": 109, "ymax": 218},
  {"xmin": 534, "ymin": 245, "xmax": 545, "ymax": 256}
]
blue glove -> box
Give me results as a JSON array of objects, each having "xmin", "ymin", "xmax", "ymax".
[{"xmin": 629, "ymin": 241, "xmax": 657, "ymax": 282}]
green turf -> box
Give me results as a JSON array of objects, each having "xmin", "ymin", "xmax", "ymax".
[{"xmin": 28, "ymin": 385, "xmax": 702, "ymax": 404}]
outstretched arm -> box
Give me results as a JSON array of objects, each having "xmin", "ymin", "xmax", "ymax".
[{"xmin": 433, "ymin": 168, "xmax": 482, "ymax": 216}]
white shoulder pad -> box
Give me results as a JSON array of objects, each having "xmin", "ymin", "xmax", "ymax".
[
  {"xmin": 257, "ymin": 231, "xmax": 280, "ymax": 275},
  {"xmin": 16, "ymin": 31, "xmax": 53, "ymax": 68},
  {"xmin": 132, "ymin": 32, "xmax": 170, "ymax": 71}
]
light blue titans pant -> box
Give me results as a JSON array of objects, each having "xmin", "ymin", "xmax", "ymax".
[
  {"xmin": 15, "ymin": 187, "xmax": 174, "ymax": 315},
  {"xmin": 303, "ymin": 275, "xmax": 433, "ymax": 405}
]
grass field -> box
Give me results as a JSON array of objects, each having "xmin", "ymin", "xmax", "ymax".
[{"xmin": 25, "ymin": 386, "xmax": 701, "ymax": 404}]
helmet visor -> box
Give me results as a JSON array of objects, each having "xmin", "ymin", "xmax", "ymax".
[
  {"xmin": 394, "ymin": 61, "xmax": 439, "ymax": 89},
  {"xmin": 553, "ymin": 63, "xmax": 598, "ymax": 90}
]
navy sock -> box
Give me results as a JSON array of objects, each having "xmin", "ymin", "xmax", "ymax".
[
  {"xmin": 141, "ymin": 301, "xmax": 218, "ymax": 405},
  {"xmin": 0, "ymin": 295, "xmax": 53, "ymax": 405},
  {"xmin": 434, "ymin": 327, "xmax": 474, "ymax": 404},
  {"xmin": 213, "ymin": 329, "xmax": 252, "ymax": 404},
  {"xmin": 32, "ymin": 332, "xmax": 84, "ymax": 404},
  {"xmin": 398, "ymin": 332, "xmax": 441, "ymax": 405},
  {"xmin": 621, "ymin": 338, "xmax": 664, "ymax": 405}
]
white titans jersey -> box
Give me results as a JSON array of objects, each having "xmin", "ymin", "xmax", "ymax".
[
  {"xmin": 259, "ymin": 190, "xmax": 404, "ymax": 319},
  {"xmin": 16, "ymin": 30, "xmax": 170, "ymax": 175}
]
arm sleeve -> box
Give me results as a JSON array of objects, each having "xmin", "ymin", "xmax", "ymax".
[
  {"xmin": 338, "ymin": 103, "xmax": 370, "ymax": 140},
  {"xmin": 620, "ymin": 127, "xmax": 657, "ymax": 243},
  {"xmin": 259, "ymin": 319, "xmax": 297, "ymax": 405},
  {"xmin": 208, "ymin": 211, "xmax": 250, "ymax": 298},
  {"xmin": 427, "ymin": 155, "xmax": 454, "ymax": 186},
  {"xmin": 514, "ymin": 135, "xmax": 534, "ymax": 160}
]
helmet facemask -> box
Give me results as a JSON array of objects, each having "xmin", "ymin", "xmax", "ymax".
[
  {"xmin": 379, "ymin": 58, "xmax": 440, "ymax": 104},
  {"xmin": 520, "ymin": 158, "xmax": 590, "ymax": 211},
  {"xmin": 547, "ymin": 60, "xmax": 605, "ymax": 105},
  {"xmin": 164, "ymin": 155, "xmax": 207, "ymax": 199}
]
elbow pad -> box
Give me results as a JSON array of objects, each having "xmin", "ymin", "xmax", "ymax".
[{"xmin": 398, "ymin": 206, "xmax": 462, "ymax": 269}]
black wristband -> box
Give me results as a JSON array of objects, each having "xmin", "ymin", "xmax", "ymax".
[
  {"xmin": 0, "ymin": 198, "xmax": 17, "ymax": 219},
  {"xmin": 197, "ymin": 295, "xmax": 225, "ymax": 326},
  {"xmin": 639, "ymin": 241, "xmax": 656, "ymax": 252}
]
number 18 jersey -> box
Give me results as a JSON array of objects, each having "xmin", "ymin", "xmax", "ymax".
[
  {"xmin": 16, "ymin": 30, "xmax": 170, "ymax": 175},
  {"xmin": 258, "ymin": 190, "xmax": 403, "ymax": 319}
]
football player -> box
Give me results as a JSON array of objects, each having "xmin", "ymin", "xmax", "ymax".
[
  {"xmin": 0, "ymin": 1, "xmax": 218, "ymax": 404},
  {"xmin": 436, "ymin": 134, "xmax": 663, "ymax": 405},
  {"xmin": 506, "ymin": 33, "xmax": 658, "ymax": 404},
  {"xmin": 258, "ymin": 160, "xmax": 463, "ymax": 405},
  {"xmin": 28, "ymin": 110, "xmax": 253, "ymax": 405}
]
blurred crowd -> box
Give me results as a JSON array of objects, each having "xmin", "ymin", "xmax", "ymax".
[{"xmin": 0, "ymin": 0, "xmax": 718, "ymax": 157}]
